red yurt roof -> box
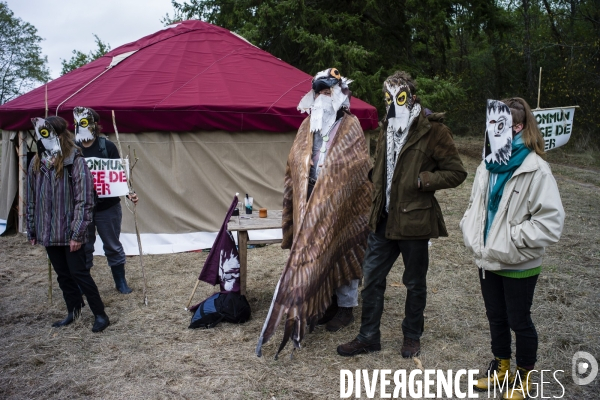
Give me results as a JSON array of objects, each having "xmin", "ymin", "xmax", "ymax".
[{"xmin": 0, "ymin": 20, "xmax": 379, "ymax": 133}]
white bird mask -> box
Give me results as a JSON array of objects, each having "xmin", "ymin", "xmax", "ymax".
[
  {"xmin": 31, "ymin": 117, "xmax": 62, "ymax": 161},
  {"xmin": 384, "ymin": 81, "xmax": 417, "ymax": 134},
  {"xmin": 483, "ymin": 100, "xmax": 513, "ymax": 164},
  {"xmin": 73, "ymin": 107, "xmax": 96, "ymax": 143},
  {"xmin": 297, "ymin": 67, "xmax": 353, "ymax": 133}
]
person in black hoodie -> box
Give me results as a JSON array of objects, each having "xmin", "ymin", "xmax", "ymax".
[{"xmin": 73, "ymin": 107, "xmax": 137, "ymax": 294}]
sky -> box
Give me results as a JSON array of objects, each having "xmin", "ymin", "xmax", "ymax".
[{"xmin": 6, "ymin": 0, "xmax": 178, "ymax": 79}]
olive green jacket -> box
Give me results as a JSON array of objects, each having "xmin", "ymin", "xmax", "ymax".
[{"xmin": 369, "ymin": 111, "xmax": 467, "ymax": 239}]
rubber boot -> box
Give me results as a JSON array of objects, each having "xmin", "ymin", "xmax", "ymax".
[
  {"xmin": 474, "ymin": 357, "xmax": 512, "ymax": 391},
  {"xmin": 503, "ymin": 366, "xmax": 533, "ymax": 400},
  {"xmin": 92, "ymin": 313, "xmax": 110, "ymax": 333},
  {"xmin": 110, "ymin": 264, "xmax": 132, "ymax": 294},
  {"xmin": 52, "ymin": 306, "xmax": 81, "ymax": 328}
]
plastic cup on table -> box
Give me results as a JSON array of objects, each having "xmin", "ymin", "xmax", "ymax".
[{"xmin": 245, "ymin": 197, "xmax": 253, "ymax": 214}]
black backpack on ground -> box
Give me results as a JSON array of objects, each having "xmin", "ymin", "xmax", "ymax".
[{"xmin": 188, "ymin": 292, "xmax": 251, "ymax": 329}]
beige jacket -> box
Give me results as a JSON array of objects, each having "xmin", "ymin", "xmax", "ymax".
[{"xmin": 460, "ymin": 152, "xmax": 565, "ymax": 273}]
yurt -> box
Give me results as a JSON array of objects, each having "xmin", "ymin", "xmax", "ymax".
[{"xmin": 0, "ymin": 20, "xmax": 379, "ymax": 253}]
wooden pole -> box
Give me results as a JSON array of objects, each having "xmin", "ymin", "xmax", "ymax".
[
  {"xmin": 238, "ymin": 231, "xmax": 248, "ymax": 296},
  {"xmin": 536, "ymin": 67, "xmax": 542, "ymax": 109},
  {"xmin": 43, "ymin": 85, "xmax": 53, "ymax": 304},
  {"xmin": 185, "ymin": 279, "xmax": 201, "ymax": 311},
  {"xmin": 17, "ymin": 131, "xmax": 27, "ymax": 234},
  {"xmin": 44, "ymin": 84, "xmax": 48, "ymax": 118},
  {"xmin": 111, "ymin": 110, "xmax": 148, "ymax": 306}
]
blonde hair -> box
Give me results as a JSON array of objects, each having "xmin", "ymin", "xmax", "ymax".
[
  {"xmin": 33, "ymin": 116, "xmax": 78, "ymax": 178},
  {"xmin": 501, "ymin": 97, "xmax": 545, "ymax": 156}
]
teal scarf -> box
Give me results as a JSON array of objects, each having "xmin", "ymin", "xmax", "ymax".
[{"xmin": 485, "ymin": 135, "xmax": 531, "ymax": 213}]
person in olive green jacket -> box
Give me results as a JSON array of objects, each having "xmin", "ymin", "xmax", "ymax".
[{"xmin": 338, "ymin": 71, "xmax": 467, "ymax": 358}]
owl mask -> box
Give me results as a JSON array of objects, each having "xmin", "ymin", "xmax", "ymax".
[
  {"xmin": 73, "ymin": 107, "xmax": 95, "ymax": 142},
  {"xmin": 384, "ymin": 80, "xmax": 417, "ymax": 134},
  {"xmin": 483, "ymin": 100, "xmax": 513, "ymax": 164},
  {"xmin": 31, "ymin": 117, "xmax": 62, "ymax": 160},
  {"xmin": 297, "ymin": 68, "xmax": 353, "ymax": 133}
]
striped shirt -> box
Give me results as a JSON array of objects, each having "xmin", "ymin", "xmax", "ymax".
[{"xmin": 26, "ymin": 149, "xmax": 94, "ymax": 246}]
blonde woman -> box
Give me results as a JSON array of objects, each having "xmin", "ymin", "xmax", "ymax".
[{"xmin": 461, "ymin": 98, "xmax": 565, "ymax": 399}]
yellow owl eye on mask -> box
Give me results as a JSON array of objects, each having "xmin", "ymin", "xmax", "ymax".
[
  {"xmin": 330, "ymin": 68, "xmax": 340, "ymax": 79},
  {"xmin": 385, "ymin": 92, "xmax": 392, "ymax": 105},
  {"xmin": 396, "ymin": 91, "xmax": 408, "ymax": 106},
  {"xmin": 79, "ymin": 119, "xmax": 89, "ymax": 128},
  {"xmin": 39, "ymin": 128, "xmax": 50, "ymax": 138}
]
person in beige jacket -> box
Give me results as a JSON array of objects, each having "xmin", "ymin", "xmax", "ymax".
[{"xmin": 460, "ymin": 97, "xmax": 565, "ymax": 400}]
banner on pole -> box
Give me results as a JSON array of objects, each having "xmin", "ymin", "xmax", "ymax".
[
  {"xmin": 85, "ymin": 157, "xmax": 130, "ymax": 197},
  {"xmin": 532, "ymin": 107, "xmax": 576, "ymax": 151}
]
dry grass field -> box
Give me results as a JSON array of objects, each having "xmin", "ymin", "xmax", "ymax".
[{"xmin": 1, "ymin": 137, "xmax": 599, "ymax": 399}]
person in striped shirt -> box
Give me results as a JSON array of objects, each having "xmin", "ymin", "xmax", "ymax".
[{"xmin": 27, "ymin": 116, "xmax": 110, "ymax": 333}]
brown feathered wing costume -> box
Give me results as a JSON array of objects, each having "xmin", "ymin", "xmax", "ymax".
[{"xmin": 256, "ymin": 113, "xmax": 372, "ymax": 358}]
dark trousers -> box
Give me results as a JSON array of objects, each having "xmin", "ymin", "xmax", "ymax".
[
  {"xmin": 479, "ymin": 269, "xmax": 539, "ymax": 366},
  {"xmin": 46, "ymin": 246, "xmax": 105, "ymax": 316},
  {"xmin": 85, "ymin": 202, "xmax": 126, "ymax": 269},
  {"xmin": 357, "ymin": 216, "xmax": 429, "ymax": 344}
]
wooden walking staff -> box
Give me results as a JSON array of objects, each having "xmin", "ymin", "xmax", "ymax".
[
  {"xmin": 111, "ymin": 110, "xmax": 148, "ymax": 306},
  {"xmin": 536, "ymin": 67, "xmax": 542, "ymax": 110}
]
